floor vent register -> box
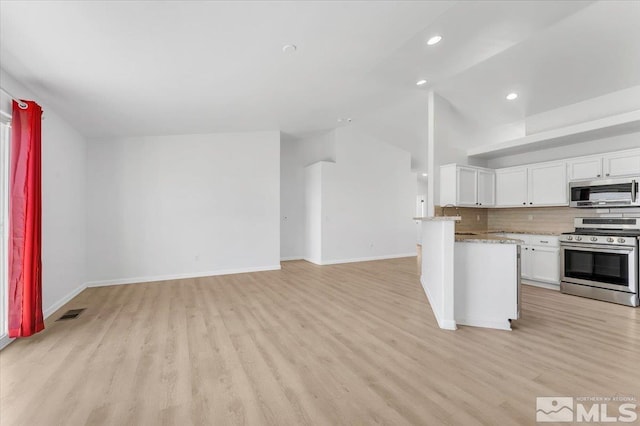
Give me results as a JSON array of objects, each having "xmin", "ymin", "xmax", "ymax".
[{"xmin": 56, "ymin": 308, "xmax": 86, "ymax": 321}]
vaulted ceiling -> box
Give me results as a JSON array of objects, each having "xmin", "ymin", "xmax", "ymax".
[{"xmin": 1, "ymin": 1, "xmax": 638, "ymax": 141}]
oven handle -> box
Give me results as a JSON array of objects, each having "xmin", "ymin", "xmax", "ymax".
[
  {"xmin": 561, "ymin": 243, "xmax": 636, "ymax": 254},
  {"xmin": 633, "ymin": 179, "xmax": 637, "ymax": 203}
]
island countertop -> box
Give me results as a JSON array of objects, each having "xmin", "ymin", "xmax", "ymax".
[
  {"xmin": 414, "ymin": 216, "xmax": 461, "ymax": 221},
  {"xmin": 455, "ymin": 232, "xmax": 524, "ymax": 244},
  {"xmin": 455, "ymin": 233, "xmax": 523, "ymax": 244}
]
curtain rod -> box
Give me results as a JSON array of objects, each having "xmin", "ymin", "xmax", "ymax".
[{"xmin": 0, "ymin": 87, "xmax": 29, "ymax": 109}]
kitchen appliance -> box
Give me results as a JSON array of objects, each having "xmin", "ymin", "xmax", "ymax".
[
  {"xmin": 569, "ymin": 177, "xmax": 639, "ymax": 208},
  {"xmin": 560, "ymin": 217, "xmax": 639, "ymax": 307}
]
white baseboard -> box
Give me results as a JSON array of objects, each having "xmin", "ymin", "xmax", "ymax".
[
  {"xmin": 85, "ymin": 264, "xmax": 282, "ymax": 287},
  {"xmin": 280, "ymin": 256, "xmax": 304, "ymax": 261},
  {"xmin": 313, "ymin": 253, "xmax": 416, "ymax": 266},
  {"xmin": 0, "ymin": 333, "xmax": 13, "ymax": 351},
  {"xmin": 456, "ymin": 318, "xmax": 512, "ymax": 331},
  {"xmin": 522, "ymin": 280, "xmax": 560, "ymax": 291},
  {"xmin": 43, "ymin": 283, "xmax": 87, "ymax": 319},
  {"xmin": 420, "ymin": 276, "xmax": 457, "ymax": 331}
]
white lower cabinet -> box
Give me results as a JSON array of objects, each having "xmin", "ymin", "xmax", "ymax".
[
  {"xmin": 521, "ymin": 245, "xmax": 533, "ymax": 280},
  {"xmin": 501, "ymin": 234, "xmax": 560, "ymax": 286},
  {"xmin": 528, "ymin": 246, "xmax": 560, "ymax": 284}
]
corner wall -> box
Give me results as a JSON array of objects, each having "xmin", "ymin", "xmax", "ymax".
[
  {"xmin": 306, "ymin": 126, "xmax": 417, "ymax": 264},
  {"xmin": 86, "ymin": 130, "xmax": 281, "ymax": 285},
  {"xmin": 280, "ymin": 131, "xmax": 335, "ymax": 260},
  {"xmin": 0, "ymin": 69, "xmax": 88, "ymax": 320}
]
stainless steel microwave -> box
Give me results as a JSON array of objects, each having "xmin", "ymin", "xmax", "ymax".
[{"xmin": 569, "ymin": 177, "xmax": 640, "ymax": 208}]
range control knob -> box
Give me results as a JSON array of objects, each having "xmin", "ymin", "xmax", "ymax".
[
  {"xmin": 590, "ymin": 237, "xmax": 598, "ymax": 242},
  {"xmin": 575, "ymin": 236, "xmax": 583, "ymax": 241},
  {"xmin": 567, "ymin": 236, "xmax": 573, "ymax": 240},
  {"xmin": 618, "ymin": 238, "xmax": 626, "ymax": 243},
  {"xmin": 607, "ymin": 237, "xmax": 615, "ymax": 243}
]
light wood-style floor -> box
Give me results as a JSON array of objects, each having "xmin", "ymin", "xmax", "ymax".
[{"xmin": 1, "ymin": 258, "xmax": 639, "ymax": 425}]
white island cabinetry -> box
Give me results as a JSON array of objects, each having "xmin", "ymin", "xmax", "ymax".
[{"xmin": 453, "ymin": 240, "xmax": 521, "ymax": 331}]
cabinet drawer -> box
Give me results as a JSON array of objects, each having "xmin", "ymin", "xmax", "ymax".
[{"xmin": 530, "ymin": 236, "xmax": 559, "ymax": 247}]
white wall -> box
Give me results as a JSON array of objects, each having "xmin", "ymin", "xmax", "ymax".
[
  {"xmin": 0, "ymin": 69, "xmax": 88, "ymax": 319},
  {"xmin": 280, "ymin": 130, "xmax": 335, "ymax": 260},
  {"xmin": 487, "ymin": 131, "xmax": 640, "ymax": 169},
  {"xmin": 429, "ymin": 92, "xmax": 487, "ymax": 211},
  {"xmin": 306, "ymin": 126, "xmax": 417, "ymax": 264},
  {"xmin": 525, "ymin": 85, "xmax": 640, "ymax": 135},
  {"xmin": 87, "ymin": 131, "xmax": 280, "ymax": 285},
  {"xmin": 304, "ymin": 161, "xmax": 325, "ymax": 264}
]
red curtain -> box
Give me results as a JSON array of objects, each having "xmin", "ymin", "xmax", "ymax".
[{"xmin": 8, "ymin": 99, "xmax": 44, "ymax": 338}]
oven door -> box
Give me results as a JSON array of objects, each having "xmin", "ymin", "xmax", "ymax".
[{"xmin": 561, "ymin": 243, "xmax": 638, "ymax": 293}]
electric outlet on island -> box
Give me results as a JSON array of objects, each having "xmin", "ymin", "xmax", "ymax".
[
  {"xmin": 528, "ymin": 215, "xmax": 533, "ymax": 221},
  {"xmin": 476, "ymin": 215, "xmax": 480, "ymax": 221}
]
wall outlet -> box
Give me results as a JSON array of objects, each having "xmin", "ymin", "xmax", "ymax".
[
  {"xmin": 476, "ymin": 215, "xmax": 480, "ymax": 221},
  {"xmin": 528, "ymin": 215, "xmax": 534, "ymax": 221}
]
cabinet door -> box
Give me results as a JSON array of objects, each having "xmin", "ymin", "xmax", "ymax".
[
  {"xmin": 529, "ymin": 246, "xmax": 560, "ymax": 284},
  {"xmin": 477, "ymin": 170, "xmax": 495, "ymax": 207},
  {"xmin": 528, "ymin": 162, "xmax": 567, "ymax": 206},
  {"xmin": 456, "ymin": 167, "xmax": 478, "ymax": 207},
  {"xmin": 521, "ymin": 246, "xmax": 532, "ymax": 279},
  {"xmin": 603, "ymin": 150, "xmax": 640, "ymax": 178},
  {"xmin": 495, "ymin": 167, "xmax": 527, "ymax": 207},
  {"xmin": 567, "ymin": 157, "xmax": 602, "ymax": 181}
]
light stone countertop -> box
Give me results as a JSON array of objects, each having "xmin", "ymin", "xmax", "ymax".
[
  {"xmin": 487, "ymin": 230, "xmax": 562, "ymax": 236},
  {"xmin": 414, "ymin": 216, "xmax": 461, "ymax": 221},
  {"xmin": 454, "ymin": 233, "xmax": 524, "ymax": 244}
]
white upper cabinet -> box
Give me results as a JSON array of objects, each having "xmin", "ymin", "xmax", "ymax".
[
  {"xmin": 527, "ymin": 162, "xmax": 567, "ymax": 206},
  {"xmin": 496, "ymin": 162, "xmax": 567, "ymax": 207},
  {"xmin": 603, "ymin": 149, "xmax": 640, "ymax": 178},
  {"xmin": 477, "ymin": 169, "xmax": 496, "ymax": 206},
  {"xmin": 456, "ymin": 167, "xmax": 478, "ymax": 206},
  {"xmin": 495, "ymin": 167, "xmax": 528, "ymax": 207},
  {"xmin": 439, "ymin": 164, "xmax": 495, "ymax": 207},
  {"xmin": 567, "ymin": 148, "xmax": 640, "ymax": 181},
  {"xmin": 567, "ymin": 156, "xmax": 603, "ymax": 181}
]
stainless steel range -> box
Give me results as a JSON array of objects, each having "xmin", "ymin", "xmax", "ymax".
[{"xmin": 560, "ymin": 217, "xmax": 639, "ymax": 307}]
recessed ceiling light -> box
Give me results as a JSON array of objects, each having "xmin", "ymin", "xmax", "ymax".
[
  {"xmin": 416, "ymin": 79, "xmax": 428, "ymax": 86},
  {"xmin": 282, "ymin": 44, "xmax": 297, "ymax": 53},
  {"xmin": 427, "ymin": 35, "xmax": 442, "ymax": 46},
  {"xmin": 422, "ymin": 173, "xmax": 428, "ymax": 177},
  {"xmin": 337, "ymin": 118, "xmax": 352, "ymax": 123},
  {"xmin": 506, "ymin": 92, "xmax": 518, "ymax": 100}
]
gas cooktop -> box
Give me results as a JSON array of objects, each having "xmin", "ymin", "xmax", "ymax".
[{"xmin": 562, "ymin": 230, "xmax": 640, "ymax": 237}]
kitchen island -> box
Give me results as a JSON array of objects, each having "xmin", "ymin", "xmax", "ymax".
[
  {"xmin": 415, "ymin": 216, "xmax": 522, "ymax": 331},
  {"xmin": 453, "ymin": 235, "xmax": 522, "ymax": 330}
]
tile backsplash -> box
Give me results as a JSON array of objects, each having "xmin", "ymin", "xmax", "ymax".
[
  {"xmin": 435, "ymin": 205, "xmax": 601, "ymax": 234},
  {"xmin": 487, "ymin": 206, "xmax": 599, "ymax": 234},
  {"xmin": 434, "ymin": 205, "xmax": 487, "ymax": 233}
]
